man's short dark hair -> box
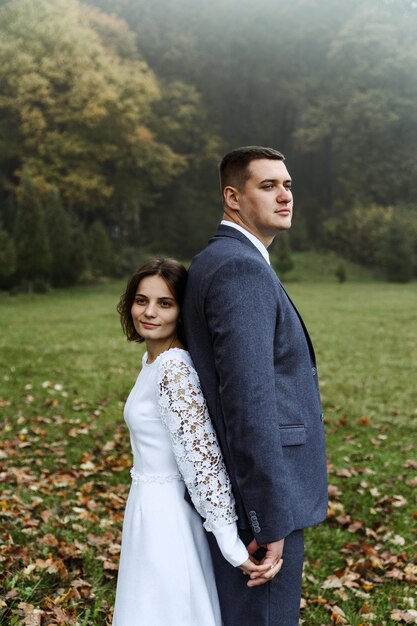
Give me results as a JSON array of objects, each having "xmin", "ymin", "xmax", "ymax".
[{"xmin": 219, "ymin": 146, "xmax": 285, "ymax": 192}]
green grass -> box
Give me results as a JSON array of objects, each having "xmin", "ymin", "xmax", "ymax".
[
  {"xmin": 282, "ymin": 251, "xmax": 376, "ymax": 283},
  {"xmin": 0, "ymin": 280, "xmax": 416, "ymax": 625},
  {"xmin": 290, "ymin": 282, "xmax": 417, "ymax": 625}
]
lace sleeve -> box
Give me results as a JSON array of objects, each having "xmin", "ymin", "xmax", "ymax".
[{"xmin": 157, "ymin": 357, "xmax": 238, "ymax": 532}]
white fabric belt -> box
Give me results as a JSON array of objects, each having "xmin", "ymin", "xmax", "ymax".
[{"xmin": 130, "ymin": 467, "xmax": 182, "ymax": 484}]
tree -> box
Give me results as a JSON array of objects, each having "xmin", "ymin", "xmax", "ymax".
[
  {"xmin": 0, "ymin": 0, "xmax": 185, "ymax": 225},
  {"xmin": 141, "ymin": 80, "xmax": 221, "ymax": 257},
  {"xmin": 3, "ymin": 0, "xmax": 417, "ymax": 264},
  {"xmin": 0, "ymin": 226, "xmax": 16, "ymax": 286},
  {"xmin": 335, "ymin": 264, "xmax": 347, "ymax": 283},
  {"xmin": 323, "ymin": 205, "xmax": 394, "ymax": 268},
  {"xmin": 395, "ymin": 205, "xmax": 417, "ymax": 276},
  {"xmin": 271, "ymin": 233, "xmax": 294, "ymax": 281},
  {"xmin": 87, "ymin": 221, "xmax": 115, "ymax": 277},
  {"xmin": 295, "ymin": 2, "xmax": 417, "ymax": 215},
  {"xmin": 14, "ymin": 171, "xmax": 51, "ymax": 291},
  {"xmin": 45, "ymin": 190, "xmax": 84, "ymax": 286},
  {"xmin": 378, "ymin": 221, "xmax": 414, "ymax": 283}
]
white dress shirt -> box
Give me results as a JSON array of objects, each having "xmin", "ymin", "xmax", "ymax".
[{"xmin": 220, "ymin": 220, "xmax": 270, "ymax": 265}]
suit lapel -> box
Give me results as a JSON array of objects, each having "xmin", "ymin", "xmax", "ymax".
[
  {"xmin": 213, "ymin": 224, "xmax": 317, "ymax": 364},
  {"xmin": 279, "ymin": 281, "xmax": 317, "ymax": 365}
]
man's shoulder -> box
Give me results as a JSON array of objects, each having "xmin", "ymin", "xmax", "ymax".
[
  {"xmin": 188, "ymin": 245, "xmax": 277, "ymax": 303},
  {"xmin": 191, "ymin": 232, "xmax": 267, "ymax": 273}
]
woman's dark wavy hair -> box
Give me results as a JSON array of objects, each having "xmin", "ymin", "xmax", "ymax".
[{"xmin": 117, "ymin": 257, "xmax": 187, "ymax": 345}]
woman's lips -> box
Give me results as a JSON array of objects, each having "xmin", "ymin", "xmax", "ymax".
[{"xmin": 140, "ymin": 322, "xmax": 159, "ymax": 329}]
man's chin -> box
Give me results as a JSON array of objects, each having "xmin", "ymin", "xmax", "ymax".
[{"xmin": 277, "ymin": 219, "xmax": 292, "ymax": 231}]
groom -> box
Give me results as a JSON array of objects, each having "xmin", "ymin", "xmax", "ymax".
[{"xmin": 183, "ymin": 146, "xmax": 328, "ymax": 625}]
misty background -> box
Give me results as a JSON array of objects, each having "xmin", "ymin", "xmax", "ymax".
[{"xmin": 1, "ymin": 0, "xmax": 417, "ymax": 289}]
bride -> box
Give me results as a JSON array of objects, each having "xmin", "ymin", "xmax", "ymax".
[{"xmin": 112, "ymin": 257, "xmax": 281, "ymax": 626}]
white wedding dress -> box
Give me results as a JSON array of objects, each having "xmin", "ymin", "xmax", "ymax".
[{"xmin": 112, "ymin": 348, "xmax": 248, "ymax": 626}]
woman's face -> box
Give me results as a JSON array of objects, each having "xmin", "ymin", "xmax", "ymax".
[{"xmin": 131, "ymin": 275, "xmax": 180, "ymax": 346}]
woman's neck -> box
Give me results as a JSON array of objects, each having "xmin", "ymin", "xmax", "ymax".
[{"xmin": 146, "ymin": 337, "xmax": 184, "ymax": 364}]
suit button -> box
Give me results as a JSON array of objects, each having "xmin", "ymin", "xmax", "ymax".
[
  {"xmin": 312, "ymin": 366, "xmax": 317, "ymax": 376},
  {"xmin": 320, "ymin": 412, "xmax": 324, "ymax": 422}
]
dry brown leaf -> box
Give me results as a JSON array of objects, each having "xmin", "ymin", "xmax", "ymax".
[
  {"xmin": 326, "ymin": 604, "xmax": 348, "ymax": 625},
  {"xmin": 392, "ymin": 495, "xmax": 408, "ymax": 508},
  {"xmin": 38, "ymin": 533, "xmax": 59, "ymax": 548},
  {"xmin": 328, "ymin": 484, "xmax": 343, "ymax": 497},
  {"xmin": 385, "ymin": 568, "xmax": 404, "ymax": 580},
  {"xmin": 390, "ymin": 608, "xmax": 417, "ymax": 623},
  {"xmin": 347, "ymin": 520, "xmax": 364, "ymax": 534},
  {"xmin": 336, "ymin": 468, "xmax": 355, "ymax": 478},
  {"xmin": 23, "ymin": 610, "xmax": 43, "ymax": 626}
]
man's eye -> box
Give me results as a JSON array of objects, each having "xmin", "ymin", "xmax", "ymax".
[{"xmin": 262, "ymin": 184, "xmax": 273, "ymax": 190}]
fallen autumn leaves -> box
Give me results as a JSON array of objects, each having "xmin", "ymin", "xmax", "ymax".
[
  {"xmin": 300, "ymin": 453, "xmax": 417, "ymax": 625},
  {"xmin": 1, "ymin": 380, "xmax": 131, "ymax": 624},
  {"xmin": 1, "ymin": 375, "xmax": 417, "ymax": 623}
]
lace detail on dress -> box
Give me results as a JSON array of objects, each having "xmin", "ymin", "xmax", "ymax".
[
  {"xmin": 130, "ymin": 467, "xmax": 182, "ymax": 484},
  {"xmin": 142, "ymin": 347, "xmax": 188, "ymax": 368},
  {"xmin": 157, "ymin": 356, "xmax": 238, "ymax": 532}
]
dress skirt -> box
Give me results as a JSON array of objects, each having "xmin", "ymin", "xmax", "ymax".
[{"xmin": 112, "ymin": 478, "xmax": 222, "ymax": 626}]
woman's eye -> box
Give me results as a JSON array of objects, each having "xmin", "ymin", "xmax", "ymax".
[
  {"xmin": 136, "ymin": 298, "xmax": 146, "ymax": 305},
  {"xmin": 160, "ymin": 301, "xmax": 171, "ymax": 307}
]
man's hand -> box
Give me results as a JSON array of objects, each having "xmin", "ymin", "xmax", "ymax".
[
  {"xmin": 244, "ymin": 538, "xmax": 285, "ymax": 587},
  {"xmin": 239, "ymin": 555, "xmax": 283, "ymax": 586}
]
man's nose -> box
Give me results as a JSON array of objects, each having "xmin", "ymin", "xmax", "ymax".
[{"xmin": 277, "ymin": 186, "xmax": 292, "ymax": 203}]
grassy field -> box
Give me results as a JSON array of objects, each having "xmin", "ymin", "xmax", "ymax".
[{"xmin": 0, "ymin": 279, "xmax": 416, "ymax": 625}]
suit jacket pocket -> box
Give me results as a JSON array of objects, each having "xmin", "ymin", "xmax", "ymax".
[{"xmin": 279, "ymin": 424, "xmax": 306, "ymax": 446}]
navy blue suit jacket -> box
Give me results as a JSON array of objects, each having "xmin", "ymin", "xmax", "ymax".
[{"xmin": 183, "ymin": 225, "xmax": 327, "ymax": 544}]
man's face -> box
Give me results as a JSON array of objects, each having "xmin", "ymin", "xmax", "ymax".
[{"xmin": 234, "ymin": 159, "xmax": 293, "ymax": 245}]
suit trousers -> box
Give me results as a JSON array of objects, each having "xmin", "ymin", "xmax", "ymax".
[{"xmin": 207, "ymin": 528, "xmax": 304, "ymax": 626}]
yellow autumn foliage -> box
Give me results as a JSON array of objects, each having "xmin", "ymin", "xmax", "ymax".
[{"xmin": 0, "ymin": 0, "xmax": 185, "ymax": 211}]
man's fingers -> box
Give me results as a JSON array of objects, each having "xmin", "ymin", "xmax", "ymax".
[
  {"xmin": 249, "ymin": 559, "xmax": 281, "ymax": 576},
  {"xmin": 246, "ymin": 540, "xmax": 258, "ymax": 554},
  {"xmin": 249, "ymin": 559, "xmax": 282, "ymax": 579},
  {"xmin": 257, "ymin": 538, "xmax": 284, "ymax": 568},
  {"xmin": 246, "ymin": 559, "xmax": 283, "ymax": 587},
  {"xmin": 240, "ymin": 561, "xmax": 275, "ymax": 574},
  {"xmin": 243, "ymin": 539, "xmax": 285, "ymax": 584},
  {"xmin": 239, "ymin": 558, "xmax": 274, "ymax": 574}
]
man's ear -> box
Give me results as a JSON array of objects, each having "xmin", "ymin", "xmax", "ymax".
[{"xmin": 223, "ymin": 185, "xmax": 240, "ymax": 211}]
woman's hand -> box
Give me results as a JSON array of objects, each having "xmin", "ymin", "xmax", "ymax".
[{"xmin": 239, "ymin": 556, "xmax": 283, "ymax": 587}]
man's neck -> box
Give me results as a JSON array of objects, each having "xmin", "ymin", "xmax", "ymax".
[
  {"xmin": 220, "ymin": 219, "xmax": 271, "ymax": 265},
  {"xmin": 222, "ymin": 216, "xmax": 274, "ymax": 248}
]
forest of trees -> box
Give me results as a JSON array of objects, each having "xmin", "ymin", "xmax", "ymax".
[{"xmin": 1, "ymin": 0, "xmax": 417, "ymax": 290}]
